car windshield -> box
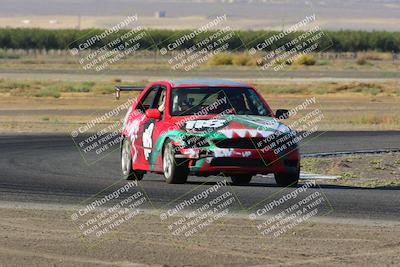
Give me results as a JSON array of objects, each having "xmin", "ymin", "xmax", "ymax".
[{"xmin": 170, "ymin": 87, "xmax": 271, "ymax": 116}]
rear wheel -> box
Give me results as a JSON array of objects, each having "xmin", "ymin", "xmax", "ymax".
[
  {"xmin": 274, "ymin": 168, "xmax": 299, "ymax": 187},
  {"xmin": 163, "ymin": 140, "xmax": 189, "ymax": 184},
  {"xmin": 230, "ymin": 174, "xmax": 252, "ymax": 185},
  {"xmin": 121, "ymin": 137, "xmax": 144, "ymax": 181}
]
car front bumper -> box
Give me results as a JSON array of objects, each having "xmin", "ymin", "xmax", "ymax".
[{"xmin": 175, "ymin": 146, "xmax": 300, "ymax": 175}]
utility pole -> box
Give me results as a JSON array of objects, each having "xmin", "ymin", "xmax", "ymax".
[{"xmin": 77, "ymin": 14, "xmax": 81, "ymax": 30}]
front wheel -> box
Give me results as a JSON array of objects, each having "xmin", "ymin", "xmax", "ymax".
[
  {"xmin": 121, "ymin": 137, "xmax": 144, "ymax": 181},
  {"xmin": 163, "ymin": 140, "xmax": 189, "ymax": 184},
  {"xmin": 274, "ymin": 169, "xmax": 299, "ymax": 187}
]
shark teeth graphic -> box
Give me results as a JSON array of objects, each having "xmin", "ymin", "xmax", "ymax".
[
  {"xmin": 218, "ymin": 129, "xmax": 274, "ymax": 138},
  {"xmin": 235, "ymin": 129, "xmax": 247, "ymax": 138}
]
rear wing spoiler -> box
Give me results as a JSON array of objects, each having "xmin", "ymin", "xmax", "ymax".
[{"xmin": 115, "ymin": 86, "xmax": 145, "ymax": 99}]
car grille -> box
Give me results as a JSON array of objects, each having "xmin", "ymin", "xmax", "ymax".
[
  {"xmin": 210, "ymin": 158, "xmax": 271, "ymax": 167},
  {"xmin": 214, "ymin": 134, "xmax": 298, "ymax": 150},
  {"xmin": 214, "ymin": 138, "xmax": 266, "ymax": 149}
]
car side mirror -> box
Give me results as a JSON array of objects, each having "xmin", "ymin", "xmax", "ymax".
[
  {"xmin": 276, "ymin": 109, "xmax": 289, "ymax": 119},
  {"xmin": 145, "ymin": 109, "xmax": 161, "ymax": 119}
]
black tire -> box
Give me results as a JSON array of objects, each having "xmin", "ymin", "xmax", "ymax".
[
  {"xmin": 121, "ymin": 137, "xmax": 144, "ymax": 181},
  {"xmin": 230, "ymin": 174, "xmax": 252, "ymax": 185},
  {"xmin": 274, "ymin": 169, "xmax": 299, "ymax": 187},
  {"xmin": 162, "ymin": 140, "xmax": 189, "ymax": 184}
]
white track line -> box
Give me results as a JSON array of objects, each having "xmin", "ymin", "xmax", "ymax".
[
  {"xmin": 259, "ymin": 173, "xmax": 338, "ymax": 180},
  {"xmin": 299, "ymin": 172, "xmax": 339, "ymax": 180}
]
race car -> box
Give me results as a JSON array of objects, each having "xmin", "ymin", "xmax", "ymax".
[{"xmin": 119, "ymin": 79, "xmax": 300, "ymax": 186}]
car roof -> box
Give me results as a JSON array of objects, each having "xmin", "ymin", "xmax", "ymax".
[{"xmin": 166, "ymin": 79, "xmax": 250, "ymax": 88}]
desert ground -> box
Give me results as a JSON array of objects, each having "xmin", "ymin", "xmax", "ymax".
[{"xmin": 0, "ymin": 204, "xmax": 399, "ymax": 267}]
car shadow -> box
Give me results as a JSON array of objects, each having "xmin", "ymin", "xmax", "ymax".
[{"xmin": 141, "ymin": 174, "xmax": 400, "ymax": 190}]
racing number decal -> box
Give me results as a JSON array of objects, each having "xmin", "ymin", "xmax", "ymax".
[
  {"xmin": 185, "ymin": 119, "xmax": 227, "ymax": 131},
  {"xmin": 143, "ymin": 122, "xmax": 155, "ymax": 160}
]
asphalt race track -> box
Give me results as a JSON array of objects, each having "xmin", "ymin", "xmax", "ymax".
[{"xmin": 0, "ymin": 131, "xmax": 399, "ymax": 221}]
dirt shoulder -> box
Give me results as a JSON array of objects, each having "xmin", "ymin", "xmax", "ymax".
[
  {"xmin": 304, "ymin": 153, "xmax": 400, "ymax": 188},
  {"xmin": 0, "ymin": 205, "xmax": 399, "ymax": 266}
]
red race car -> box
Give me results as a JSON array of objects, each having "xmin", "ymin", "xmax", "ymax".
[{"xmin": 119, "ymin": 79, "xmax": 300, "ymax": 186}]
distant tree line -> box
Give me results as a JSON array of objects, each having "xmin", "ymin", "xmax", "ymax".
[{"xmin": 0, "ymin": 28, "xmax": 398, "ymax": 52}]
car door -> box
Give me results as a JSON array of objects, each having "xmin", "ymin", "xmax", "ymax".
[{"xmin": 134, "ymin": 85, "xmax": 167, "ymax": 170}]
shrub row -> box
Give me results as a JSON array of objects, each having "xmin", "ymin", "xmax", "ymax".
[{"xmin": 0, "ymin": 28, "xmax": 399, "ymax": 52}]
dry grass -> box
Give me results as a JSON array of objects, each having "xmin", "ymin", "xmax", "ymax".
[
  {"xmin": 294, "ymin": 54, "xmax": 316, "ymax": 66},
  {"xmin": 208, "ymin": 53, "xmax": 259, "ymax": 66},
  {"xmin": 0, "ymin": 79, "xmax": 148, "ymax": 98},
  {"xmin": 0, "ymin": 78, "xmax": 399, "ymax": 133},
  {"xmin": 302, "ymin": 153, "xmax": 400, "ymax": 188},
  {"xmin": 357, "ymin": 51, "xmax": 393, "ymax": 61},
  {"xmin": 0, "ymin": 50, "xmax": 399, "ymax": 73},
  {"xmin": 254, "ymin": 81, "xmax": 400, "ymax": 96},
  {"xmin": 207, "ymin": 53, "xmax": 233, "ymax": 66}
]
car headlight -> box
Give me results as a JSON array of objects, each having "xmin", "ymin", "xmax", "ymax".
[{"xmin": 263, "ymin": 130, "xmax": 299, "ymax": 151}]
